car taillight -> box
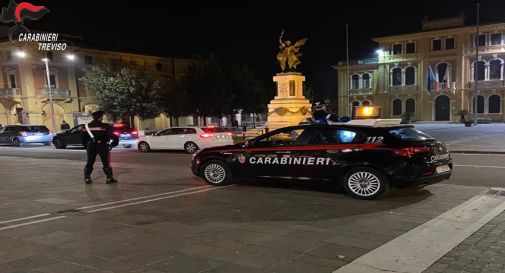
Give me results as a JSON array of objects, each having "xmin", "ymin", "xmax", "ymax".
[
  {"xmin": 227, "ymin": 132, "xmax": 234, "ymax": 136},
  {"xmin": 393, "ymin": 146, "xmax": 431, "ymax": 157},
  {"xmin": 113, "ymin": 131, "xmax": 120, "ymax": 136},
  {"xmin": 131, "ymin": 130, "xmax": 138, "ymax": 136},
  {"xmin": 19, "ymin": 131, "xmax": 27, "ymax": 136},
  {"xmin": 200, "ymin": 133, "xmax": 213, "ymax": 138}
]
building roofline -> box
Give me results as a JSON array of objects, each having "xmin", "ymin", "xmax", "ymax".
[{"xmin": 372, "ymin": 21, "xmax": 505, "ymax": 42}]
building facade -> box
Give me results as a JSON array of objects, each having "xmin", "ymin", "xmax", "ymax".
[
  {"xmin": 0, "ymin": 40, "xmax": 192, "ymax": 131},
  {"xmin": 334, "ymin": 16, "xmax": 505, "ymax": 122}
]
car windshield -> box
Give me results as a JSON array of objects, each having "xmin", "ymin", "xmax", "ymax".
[
  {"xmin": 389, "ymin": 127, "xmax": 433, "ymax": 141},
  {"xmin": 201, "ymin": 127, "xmax": 227, "ymax": 133}
]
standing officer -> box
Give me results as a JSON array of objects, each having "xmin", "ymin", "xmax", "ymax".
[{"xmin": 81, "ymin": 110, "xmax": 119, "ymax": 184}]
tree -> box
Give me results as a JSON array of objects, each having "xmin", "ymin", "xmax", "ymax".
[
  {"xmin": 227, "ymin": 63, "xmax": 269, "ymax": 114},
  {"xmin": 157, "ymin": 76, "xmax": 192, "ymax": 126},
  {"xmin": 80, "ymin": 63, "xmax": 162, "ymax": 124}
]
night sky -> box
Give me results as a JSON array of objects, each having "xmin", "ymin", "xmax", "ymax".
[{"xmin": 25, "ymin": 0, "xmax": 505, "ymax": 99}]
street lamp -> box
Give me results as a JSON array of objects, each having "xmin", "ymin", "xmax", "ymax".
[
  {"xmin": 42, "ymin": 57, "xmax": 56, "ymax": 133},
  {"xmin": 375, "ymin": 49, "xmax": 384, "ymax": 56},
  {"xmin": 14, "ymin": 50, "xmax": 26, "ymax": 58},
  {"xmin": 65, "ymin": 53, "xmax": 75, "ymax": 61}
]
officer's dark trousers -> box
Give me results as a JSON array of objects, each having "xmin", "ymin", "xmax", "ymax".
[{"xmin": 84, "ymin": 143, "xmax": 113, "ymax": 179}]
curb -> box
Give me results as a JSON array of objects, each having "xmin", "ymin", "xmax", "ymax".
[{"xmin": 450, "ymin": 150, "xmax": 505, "ymax": 154}]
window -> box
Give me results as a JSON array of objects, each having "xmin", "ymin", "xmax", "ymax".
[
  {"xmin": 474, "ymin": 60, "xmax": 485, "ymax": 81},
  {"xmin": 490, "ymin": 59, "xmax": 502, "ymax": 80},
  {"xmin": 491, "ymin": 33, "xmax": 502, "ymax": 45},
  {"xmin": 432, "ymin": 39, "xmax": 442, "ymax": 51},
  {"xmin": 173, "ymin": 128, "xmax": 196, "ymax": 134},
  {"xmin": 392, "ymin": 99, "xmax": 402, "ymax": 115},
  {"xmin": 405, "ymin": 67, "xmax": 416, "ymax": 85},
  {"xmin": 156, "ymin": 63, "xmax": 162, "ymax": 71},
  {"xmin": 389, "ymin": 128, "xmax": 432, "ymax": 141},
  {"xmin": 473, "ymin": 96, "xmax": 485, "ymax": 113},
  {"xmin": 6, "ymin": 50, "xmax": 11, "ymax": 61},
  {"xmin": 254, "ymin": 127, "xmax": 315, "ymax": 147},
  {"xmin": 312, "ymin": 128, "xmax": 360, "ymax": 144},
  {"xmin": 445, "ymin": 38, "xmax": 455, "ymax": 49},
  {"xmin": 351, "ymin": 75, "xmax": 360, "ymax": 89},
  {"xmin": 46, "ymin": 51, "xmax": 53, "ymax": 60},
  {"xmin": 392, "ymin": 44, "xmax": 402, "ymax": 55},
  {"xmin": 157, "ymin": 129, "xmax": 174, "ymax": 136},
  {"xmin": 49, "ymin": 74, "xmax": 57, "ymax": 88},
  {"xmin": 392, "ymin": 68, "xmax": 402, "ymax": 86},
  {"xmin": 475, "ymin": 34, "xmax": 486, "ymax": 47},
  {"xmin": 362, "ymin": 74, "xmax": 370, "ymax": 89},
  {"xmin": 437, "ymin": 63, "xmax": 449, "ymax": 83},
  {"xmin": 405, "ymin": 42, "xmax": 416, "ymax": 54},
  {"xmin": 8, "ymin": 73, "xmax": 16, "ymax": 88},
  {"xmin": 406, "ymin": 98, "xmax": 415, "ymax": 113},
  {"xmin": 489, "ymin": 95, "xmax": 501, "ymax": 113},
  {"xmin": 84, "ymin": 56, "xmax": 93, "ymax": 65},
  {"xmin": 362, "ymin": 101, "xmax": 371, "ymax": 106},
  {"xmin": 289, "ymin": 80, "xmax": 295, "ymax": 96}
]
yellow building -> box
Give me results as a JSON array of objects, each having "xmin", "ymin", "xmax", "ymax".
[
  {"xmin": 0, "ymin": 37, "xmax": 192, "ymax": 131},
  {"xmin": 334, "ymin": 16, "xmax": 505, "ymax": 122}
]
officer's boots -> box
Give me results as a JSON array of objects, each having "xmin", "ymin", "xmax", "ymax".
[{"xmin": 103, "ymin": 168, "xmax": 118, "ymax": 184}]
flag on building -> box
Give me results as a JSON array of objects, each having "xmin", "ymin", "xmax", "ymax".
[{"xmin": 427, "ymin": 65, "xmax": 437, "ymax": 92}]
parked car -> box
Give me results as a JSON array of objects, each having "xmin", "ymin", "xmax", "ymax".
[
  {"xmin": 53, "ymin": 123, "xmax": 138, "ymax": 149},
  {"xmin": 52, "ymin": 125, "xmax": 84, "ymax": 149},
  {"xmin": 137, "ymin": 126, "xmax": 234, "ymax": 153},
  {"xmin": 191, "ymin": 119, "xmax": 452, "ymax": 200},
  {"xmin": 0, "ymin": 125, "xmax": 53, "ymax": 146}
]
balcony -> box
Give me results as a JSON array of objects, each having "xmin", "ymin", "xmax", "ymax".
[
  {"xmin": 0, "ymin": 88, "xmax": 21, "ymax": 101},
  {"xmin": 469, "ymin": 80, "xmax": 505, "ymax": 89},
  {"xmin": 389, "ymin": 85, "xmax": 418, "ymax": 93},
  {"xmin": 349, "ymin": 88, "xmax": 373, "ymax": 95},
  {"xmin": 337, "ymin": 57, "xmax": 378, "ymax": 66},
  {"xmin": 39, "ymin": 88, "xmax": 71, "ymax": 100},
  {"xmin": 430, "ymin": 82, "xmax": 456, "ymax": 92}
]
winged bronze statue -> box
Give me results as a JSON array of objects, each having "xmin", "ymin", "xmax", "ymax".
[{"xmin": 276, "ymin": 30, "xmax": 308, "ymax": 72}]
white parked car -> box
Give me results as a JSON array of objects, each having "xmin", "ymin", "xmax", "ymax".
[{"xmin": 137, "ymin": 127, "xmax": 234, "ymax": 153}]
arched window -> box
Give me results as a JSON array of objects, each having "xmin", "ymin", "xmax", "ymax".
[
  {"xmin": 489, "ymin": 59, "xmax": 502, "ymax": 80},
  {"xmin": 437, "ymin": 63, "xmax": 449, "ymax": 83},
  {"xmin": 406, "ymin": 98, "xmax": 415, "ymax": 113},
  {"xmin": 351, "ymin": 74, "xmax": 360, "ymax": 89},
  {"xmin": 473, "ymin": 60, "xmax": 486, "ymax": 81},
  {"xmin": 489, "ymin": 95, "xmax": 501, "ymax": 113},
  {"xmin": 392, "ymin": 99, "xmax": 402, "ymax": 115},
  {"xmin": 362, "ymin": 100, "xmax": 371, "ymax": 106},
  {"xmin": 405, "ymin": 67, "xmax": 416, "ymax": 85},
  {"xmin": 472, "ymin": 95, "xmax": 485, "ymax": 113},
  {"xmin": 392, "ymin": 68, "xmax": 402, "ymax": 86},
  {"xmin": 362, "ymin": 74, "xmax": 371, "ymax": 89}
]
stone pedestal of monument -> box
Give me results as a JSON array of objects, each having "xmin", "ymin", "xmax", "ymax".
[{"xmin": 267, "ymin": 72, "xmax": 312, "ymax": 130}]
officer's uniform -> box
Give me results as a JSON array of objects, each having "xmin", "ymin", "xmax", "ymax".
[{"xmin": 81, "ymin": 111, "xmax": 119, "ymax": 184}]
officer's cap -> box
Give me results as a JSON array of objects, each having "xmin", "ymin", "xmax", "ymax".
[{"xmin": 91, "ymin": 110, "xmax": 105, "ymax": 119}]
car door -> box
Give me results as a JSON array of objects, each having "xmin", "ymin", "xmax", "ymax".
[
  {"xmin": 149, "ymin": 129, "xmax": 173, "ymax": 149},
  {"xmin": 172, "ymin": 128, "xmax": 195, "ymax": 149},
  {"xmin": 242, "ymin": 126, "xmax": 317, "ymax": 179},
  {"xmin": 304, "ymin": 127, "xmax": 363, "ymax": 181},
  {"xmin": 0, "ymin": 126, "xmax": 7, "ymax": 143},
  {"xmin": 65, "ymin": 125, "xmax": 84, "ymax": 145}
]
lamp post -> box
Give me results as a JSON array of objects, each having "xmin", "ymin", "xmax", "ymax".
[
  {"xmin": 42, "ymin": 57, "xmax": 56, "ymax": 133},
  {"xmin": 473, "ymin": 3, "xmax": 480, "ymax": 126}
]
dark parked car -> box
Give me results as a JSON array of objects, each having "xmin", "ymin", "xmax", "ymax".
[
  {"xmin": 53, "ymin": 123, "xmax": 138, "ymax": 149},
  {"xmin": 191, "ymin": 120, "xmax": 452, "ymax": 200},
  {"xmin": 52, "ymin": 125, "xmax": 84, "ymax": 149},
  {"xmin": 0, "ymin": 125, "xmax": 53, "ymax": 146}
]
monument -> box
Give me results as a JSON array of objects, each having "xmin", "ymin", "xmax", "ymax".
[{"xmin": 267, "ymin": 30, "xmax": 312, "ymax": 130}]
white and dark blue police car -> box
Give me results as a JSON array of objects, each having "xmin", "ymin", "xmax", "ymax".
[{"xmin": 191, "ymin": 119, "xmax": 452, "ymax": 200}]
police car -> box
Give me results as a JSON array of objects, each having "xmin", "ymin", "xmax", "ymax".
[{"xmin": 191, "ymin": 119, "xmax": 452, "ymax": 200}]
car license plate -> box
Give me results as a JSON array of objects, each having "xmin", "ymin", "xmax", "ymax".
[
  {"xmin": 436, "ymin": 165, "xmax": 451, "ymax": 173},
  {"xmin": 120, "ymin": 134, "xmax": 130, "ymax": 137}
]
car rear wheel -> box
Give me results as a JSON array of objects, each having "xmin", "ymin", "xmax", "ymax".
[
  {"xmin": 201, "ymin": 160, "xmax": 232, "ymax": 186},
  {"xmin": 184, "ymin": 141, "xmax": 199, "ymax": 154},
  {"xmin": 43, "ymin": 142, "xmax": 51, "ymax": 146},
  {"xmin": 12, "ymin": 138, "xmax": 20, "ymax": 147},
  {"xmin": 342, "ymin": 167, "xmax": 390, "ymax": 200},
  {"xmin": 138, "ymin": 141, "xmax": 151, "ymax": 152},
  {"xmin": 53, "ymin": 138, "xmax": 66, "ymax": 149}
]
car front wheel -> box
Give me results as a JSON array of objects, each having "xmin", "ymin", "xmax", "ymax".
[
  {"xmin": 342, "ymin": 167, "xmax": 390, "ymax": 200},
  {"xmin": 138, "ymin": 141, "xmax": 151, "ymax": 152},
  {"xmin": 12, "ymin": 138, "xmax": 20, "ymax": 147},
  {"xmin": 184, "ymin": 142, "xmax": 199, "ymax": 154},
  {"xmin": 201, "ymin": 160, "xmax": 233, "ymax": 186},
  {"xmin": 53, "ymin": 139, "xmax": 66, "ymax": 149}
]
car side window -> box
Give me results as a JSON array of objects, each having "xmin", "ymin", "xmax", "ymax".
[
  {"xmin": 70, "ymin": 126, "xmax": 83, "ymax": 134},
  {"xmin": 185, "ymin": 128, "xmax": 197, "ymax": 134},
  {"xmin": 158, "ymin": 129, "xmax": 173, "ymax": 136},
  {"xmin": 311, "ymin": 128, "xmax": 360, "ymax": 144},
  {"xmin": 254, "ymin": 128, "xmax": 313, "ymax": 147}
]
